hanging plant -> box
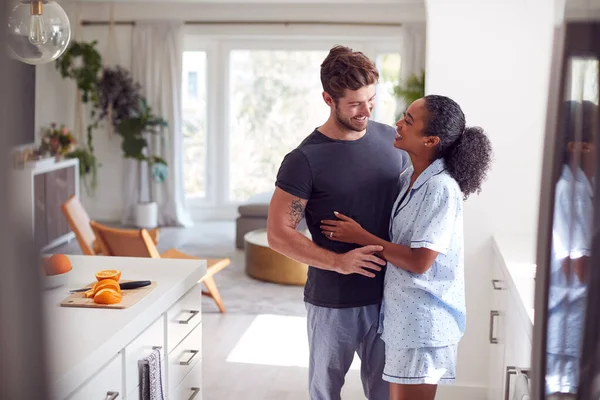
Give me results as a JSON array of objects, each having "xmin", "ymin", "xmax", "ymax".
[
  {"xmin": 55, "ymin": 40, "xmax": 103, "ymax": 195},
  {"xmin": 97, "ymin": 66, "xmax": 142, "ymax": 127},
  {"xmin": 55, "ymin": 40, "xmax": 103, "ymax": 105}
]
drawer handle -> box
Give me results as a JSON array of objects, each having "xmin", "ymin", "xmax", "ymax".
[
  {"xmin": 177, "ymin": 309, "xmax": 200, "ymax": 324},
  {"xmin": 104, "ymin": 392, "xmax": 119, "ymax": 400},
  {"xmin": 491, "ymin": 279, "xmax": 504, "ymax": 290},
  {"xmin": 189, "ymin": 387, "xmax": 201, "ymax": 400},
  {"xmin": 489, "ymin": 310, "xmax": 500, "ymax": 344},
  {"xmin": 179, "ymin": 349, "xmax": 200, "ymax": 366}
]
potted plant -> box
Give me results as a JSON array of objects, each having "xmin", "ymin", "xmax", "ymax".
[
  {"xmin": 38, "ymin": 123, "xmax": 76, "ymax": 160},
  {"xmin": 393, "ymin": 70, "xmax": 426, "ymax": 119},
  {"xmin": 116, "ymin": 99, "xmax": 168, "ymax": 228}
]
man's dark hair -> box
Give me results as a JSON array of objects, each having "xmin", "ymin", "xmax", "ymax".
[{"xmin": 320, "ymin": 45, "xmax": 379, "ymax": 103}]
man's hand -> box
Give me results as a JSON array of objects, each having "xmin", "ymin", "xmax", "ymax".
[{"xmin": 334, "ymin": 245, "xmax": 386, "ymax": 278}]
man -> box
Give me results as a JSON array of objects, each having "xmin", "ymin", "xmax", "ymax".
[{"xmin": 267, "ymin": 45, "xmax": 408, "ymax": 399}]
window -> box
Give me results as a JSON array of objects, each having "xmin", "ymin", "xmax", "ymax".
[
  {"xmin": 570, "ymin": 58, "xmax": 599, "ymax": 104},
  {"xmin": 374, "ymin": 53, "xmax": 402, "ymax": 125},
  {"xmin": 187, "ymin": 71, "xmax": 198, "ymax": 98},
  {"xmin": 182, "ymin": 51, "xmax": 208, "ymax": 199},
  {"xmin": 181, "ymin": 34, "xmax": 402, "ymax": 214},
  {"xmin": 228, "ymin": 49, "xmax": 330, "ymax": 202}
]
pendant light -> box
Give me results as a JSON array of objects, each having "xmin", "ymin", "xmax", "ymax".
[{"xmin": 7, "ymin": 0, "xmax": 71, "ymax": 65}]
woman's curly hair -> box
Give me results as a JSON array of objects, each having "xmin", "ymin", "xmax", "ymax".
[{"xmin": 423, "ymin": 95, "xmax": 493, "ymax": 200}]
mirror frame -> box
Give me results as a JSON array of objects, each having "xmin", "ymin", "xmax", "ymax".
[{"xmin": 532, "ymin": 21, "xmax": 600, "ymax": 400}]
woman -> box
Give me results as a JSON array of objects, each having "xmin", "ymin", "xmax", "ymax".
[{"xmin": 320, "ymin": 95, "xmax": 493, "ymax": 400}]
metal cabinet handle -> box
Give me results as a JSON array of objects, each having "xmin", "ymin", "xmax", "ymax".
[
  {"xmin": 176, "ymin": 309, "xmax": 199, "ymax": 324},
  {"xmin": 492, "ymin": 279, "xmax": 504, "ymax": 290},
  {"xmin": 188, "ymin": 387, "xmax": 201, "ymax": 400},
  {"xmin": 179, "ymin": 349, "xmax": 200, "ymax": 366},
  {"xmin": 505, "ymin": 366, "xmax": 530, "ymax": 400},
  {"xmin": 105, "ymin": 392, "xmax": 119, "ymax": 400},
  {"xmin": 489, "ymin": 310, "xmax": 500, "ymax": 344}
]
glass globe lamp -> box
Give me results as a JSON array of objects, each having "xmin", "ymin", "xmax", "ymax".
[{"xmin": 7, "ymin": 0, "xmax": 71, "ymax": 65}]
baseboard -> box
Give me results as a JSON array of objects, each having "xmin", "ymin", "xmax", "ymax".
[{"xmin": 436, "ymin": 384, "xmax": 487, "ymax": 400}]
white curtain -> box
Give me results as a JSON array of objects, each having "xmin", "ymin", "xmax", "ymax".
[
  {"xmin": 398, "ymin": 22, "xmax": 427, "ymax": 109},
  {"xmin": 121, "ymin": 21, "xmax": 193, "ymax": 227}
]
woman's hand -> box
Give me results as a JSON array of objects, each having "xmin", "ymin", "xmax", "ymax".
[{"xmin": 321, "ymin": 212, "xmax": 368, "ymax": 244}]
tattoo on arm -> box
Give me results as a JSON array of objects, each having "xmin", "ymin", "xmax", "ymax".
[{"xmin": 288, "ymin": 199, "xmax": 305, "ymax": 228}]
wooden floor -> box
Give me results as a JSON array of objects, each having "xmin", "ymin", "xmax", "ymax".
[{"xmin": 203, "ymin": 313, "xmax": 366, "ymax": 400}]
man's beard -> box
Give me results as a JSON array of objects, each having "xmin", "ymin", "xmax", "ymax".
[{"xmin": 334, "ymin": 108, "xmax": 369, "ymax": 133}]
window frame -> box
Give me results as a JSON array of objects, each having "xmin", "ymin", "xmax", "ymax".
[{"xmin": 182, "ymin": 33, "xmax": 402, "ymax": 218}]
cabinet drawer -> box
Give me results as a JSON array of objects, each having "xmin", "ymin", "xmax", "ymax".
[
  {"xmin": 168, "ymin": 322, "xmax": 202, "ymax": 392},
  {"xmin": 67, "ymin": 353, "xmax": 123, "ymax": 400},
  {"xmin": 124, "ymin": 317, "xmax": 165, "ymax": 399},
  {"xmin": 166, "ymin": 283, "xmax": 202, "ymax": 354},
  {"xmin": 169, "ymin": 361, "xmax": 202, "ymax": 400}
]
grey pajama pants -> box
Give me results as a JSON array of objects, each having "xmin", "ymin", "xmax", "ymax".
[{"xmin": 306, "ymin": 303, "xmax": 389, "ymax": 400}]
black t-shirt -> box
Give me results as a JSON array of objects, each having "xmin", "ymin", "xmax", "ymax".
[{"xmin": 275, "ymin": 121, "xmax": 408, "ymax": 308}]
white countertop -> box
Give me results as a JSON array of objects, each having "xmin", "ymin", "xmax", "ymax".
[
  {"xmin": 42, "ymin": 255, "xmax": 206, "ymax": 399},
  {"xmin": 492, "ymin": 235, "xmax": 537, "ymax": 329}
]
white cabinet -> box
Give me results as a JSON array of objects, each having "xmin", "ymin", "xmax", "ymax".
[
  {"xmin": 66, "ymin": 354, "xmax": 123, "ymax": 400},
  {"xmin": 10, "ymin": 157, "xmax": 79, "ymax": 251},
  {"xmin": 46, "ymin": 256, "xmax": 206, "ymax": 400},
  {"xmin": 487, "ymin": 241, "xmax": 534, "ymax": 400},
  {"xmin": 124, "ymin": 316, "xmax": 166, "ymax": 399},
  {"xmin": 55, "ymin": 282, "xmax": 203, "ymax": 400},
  {"xmin": 487, "ymin": 258, "xmax": 507, "ymax": 400},
  {"xmin": 502, "ymin": 292, "xmax": 532, "ymax": 400}
]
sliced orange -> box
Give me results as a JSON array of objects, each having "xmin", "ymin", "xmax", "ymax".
[
  {"xmin": 92, "ymin": 279, "xmax": 120, "ymax": 294},
  {"xmin": 94, "ymin": 288, "xmax": 122, "ymax": 305},
  {"xmin": 84, "ymin": 289, "xmax": 95, "ymax": 298},
  {"xmin": 95, "ymin": 269, "xmax": 121, "ymax": 282}
]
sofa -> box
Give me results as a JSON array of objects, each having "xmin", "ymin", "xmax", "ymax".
[{"xmin": 235, "ymin": 190, "xmax": 307, "ymax": 249}]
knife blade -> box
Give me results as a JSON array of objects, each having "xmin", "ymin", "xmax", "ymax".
[{"xmin": 70, "ymin": 280, "xmax": 151, "ymax": 293}]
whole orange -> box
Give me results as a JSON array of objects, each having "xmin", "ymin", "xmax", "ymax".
[{"xmin": 45, "ymin": 254, "xmax": 72, "ymax": 276}]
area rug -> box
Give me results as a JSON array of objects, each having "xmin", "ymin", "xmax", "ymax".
[{"xmin": 178, "ymin": 246, "xmax": 307, "ymax": 317}]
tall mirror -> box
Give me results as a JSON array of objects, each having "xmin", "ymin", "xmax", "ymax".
[
  {"xmin": 546, "ymin": 59, "xmax": 597, "ymax": 398},
  {"xmin": 532, "ymin": 22, "xmax": 600, "ymax": 400}
]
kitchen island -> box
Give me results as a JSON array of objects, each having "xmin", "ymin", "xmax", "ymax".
[{"xmin": 42, "ymin": 255, "xmax": 206, "ymax": 400}]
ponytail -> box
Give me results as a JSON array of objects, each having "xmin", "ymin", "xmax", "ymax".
[{"xmin": 444, "ymin": 126, "xmax": 493, "ymax": 200}]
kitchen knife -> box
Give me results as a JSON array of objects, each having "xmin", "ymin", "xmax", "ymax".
[{"xmin": 70, "ymin": 280, "xmax": 151, "ymax": 293}]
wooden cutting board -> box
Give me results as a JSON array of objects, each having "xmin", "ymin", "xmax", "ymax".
[{"xmin": 60, "ymin": 281, "xmax": 158, "ymax": 309}]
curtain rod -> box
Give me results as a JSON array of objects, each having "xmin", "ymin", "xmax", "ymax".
[{"xmin": 80, "ymin": 20, "xmax": 402, "ymax": 28}]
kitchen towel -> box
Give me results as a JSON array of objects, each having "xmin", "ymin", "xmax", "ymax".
[
  {"xmin": 512, "ymin": 373, "xmax": 531, "ymax": 400},
  {"xmin": 139, "ymin": 347, "xmax": 165, "ymax": 400}
]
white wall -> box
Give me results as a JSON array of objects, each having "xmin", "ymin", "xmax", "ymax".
[
  {"xmin": 425, "ymin": 0, "xmax": 560, "ymax": 393},
  {"xmin": 35, "ymin": 1, "xmax": 425, "ymax": 222}
]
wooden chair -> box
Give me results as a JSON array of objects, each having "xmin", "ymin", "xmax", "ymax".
[
  {"xmin": 89, "ymin": 220, "xmax": 230, "ymax": 313},
  {"xmin": 61, "ymin": 195, "xmax": 160, "ymax": 255}
]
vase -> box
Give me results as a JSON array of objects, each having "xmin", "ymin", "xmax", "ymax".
[{"xmin": 135, "ymin": 202, "xmax": 158, "ymax": 229}]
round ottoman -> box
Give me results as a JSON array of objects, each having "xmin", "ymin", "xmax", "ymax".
[{"xmin": 244, "ymin": 228, "xmax": 308, "ymax": 286}]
